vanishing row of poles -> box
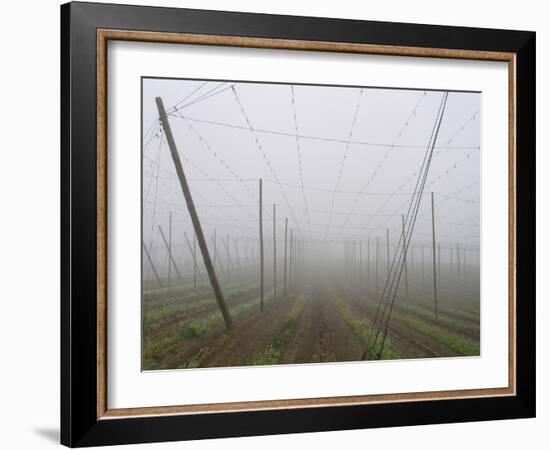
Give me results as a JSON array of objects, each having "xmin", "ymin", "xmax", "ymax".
[
  {"xmin": 144, "ymin": 217, "xmax": 299, "ymax": 288},
  {"xmin": 343, "ymin": 197, "xmax": 479, "ymax": 321},
  {"xmin": 151, "ymin": 96, "xmax": 477, "ymax": 331},
  {"xmin": 259, "ymin": 178, "xmax": 305, "ymax": 312},
  {"xmin": 345, "ymin": 235, "xmax": 477, "ymax": 291},
  {"xmin": 343, "ymin": 193, "xmax": 439, "ymax": 319},
  {"xmin": 150, "ymin": 97, "xmax": 306, "ymax": 331}
]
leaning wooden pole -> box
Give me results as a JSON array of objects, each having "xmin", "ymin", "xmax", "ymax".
[
  {"xmin": 367, "ymin": 237, "xmax": 370, "ymax": 287},
  {"xmin": 142, "ymin": 241, "xmax": 162, "ymax": 288},
  {"xmin": 401, "ymin": 215, "xmax": 409, "ymax": 303},
  {"xmin": 283, "ymin": 217, "xmax": 288, "ymax": 295},
  {"xmin": 193, "ymin": 232, "xmax": 197, "ymax": 289},
  {"xmin": 273, "ymin": 204, "xmax": 277, "ymax": 301},
  {"xmin": 386, "ymin": 228, "xmax": 390, "ymax": 276},
  {"xmin": 375, "ymin": 236, "xmax": 379, "ymax": 290},
  {"xmin": 168, "ymin": 212, "xmax": 172, "ymax": 289},
  {"xmin": 259, "ymin": 179, "xmax": 264, "ymax": 312},
  {"xmin": 155, "ymin": 97, "xmax": 232, "ymax": 330},
  {"xmin": 158, "ymin": 225, "xmax": 184, "ymax": 284},
  {"xmin": 431, "ymin": 192, "xmax": 439, "ymax": 320},
  {"xmin": 212, "ymin": 229, "xmax": 217, "ymax": 268},
  {"xmin": 359, "ymin": 240, "xmax": 363, "ymax": 288}
]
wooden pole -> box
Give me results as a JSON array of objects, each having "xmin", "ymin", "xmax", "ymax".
[
  {"xmin": 158, "ymin": 225, "xmax": 184, "ymax": 284},
  {"xmin": 273, "ymin": 204, "xmax": 277, "ymax": 301},
  {"xmin": 289, "ymin": 229, "xmax": 293, "ymax": 286},
  {"xmin": 431, "ymin": 192, "xmax": 438, "ymax": 320},
  {"xmin": 463, "ymin": 246, "xmax": 467, "ymax": 277},
  {"xmin": 375, "ymin": 236, "xmax": 379, "ymax": 290},
  {"xmin": 284, "ymin": 217, "xmax": 288, "ymax": 295},
  {"xmin": 259, "ymin": 179, "xmax": 264, "ymax": 312},
  {"xmin": 450, "ymin": 246, "xmax": 454, "ymax": 274},
  {"xmin": 367, "ymin": 237, "xmax": 370, "ymax": 287},
  {"xmin": 359, "ymin": 240, "xmax": 363, "ymax": 288},
  {"xmin": 155, "ymin": 97, "xmax": 232, "ymax": 329},
  {"xmin": 401, "ymin": 215, "xmax": 409, "ymax": 303},
  {"xmin": 438, "ymin": 243, "xmax": 441, "ymax": 289},
  {"xmin": 222, "ymin": 235, "xmax": 235, "ymax": 272},
  {"xmin": 213, "ymin": 246, "xmax": 226, "ymax": 277},
  {"xmin": 193, "ymin": 232, "xmax": 197, "ymax": 289},
  {"xmin": 168, "ymin": 212, "xmax": 172, "ymax": 289},
  {"xmin": 212, "ymin": 229, "xmax": 217, "ymax": 268},
  {"xmin": 422, "ymin": 243, "xmax": 425, "ymax": 286},
  {"xmin": 183, "ymin": 231, "xmax": 194, "ymax": 280},
  {"xmin": 386, "ymin": 228, "xmax": 390, "ymax": 276},
  {"xmin": 456, "ymin": 242, "xmax": 461, "ymax": 276},
  {"xmin": 225, "ymin": 234, "xmax": 230, "ymax": 276},
  {"xmin": 244, "ymin": 238, "xmax": 249, "ymax": 267},
  {"xmin": 142, "ymin": 241, "xmax": 162, "ymax": 288},
  {"xmin": 234, "ymin": 237, "xmax": 241, "ymax": 270}
]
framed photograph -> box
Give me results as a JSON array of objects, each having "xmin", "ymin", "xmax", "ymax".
[{"xmin": 61, "ymin": 2, "xmax": 535, "ymax": 447}]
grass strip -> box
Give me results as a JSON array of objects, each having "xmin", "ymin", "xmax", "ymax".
[
  {"xmin": 335, "ymin": 299, "xmax": 400, "ymax": 360},
  {"xmin": 252, "ymin": 295, "xmax": 308, "ymax": 365},
  {"xmin": 390, "ymin": 313, "xmax": 480, "ymax": 356}
]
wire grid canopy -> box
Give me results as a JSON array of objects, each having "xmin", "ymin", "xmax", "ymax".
[{"xmin": 142, "ymin": 79, "xmax": 480, "ymax": 256}]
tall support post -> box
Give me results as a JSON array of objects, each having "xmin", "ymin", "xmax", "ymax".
[
  {"xmin": 367, "ymin": 237, "xmax": 370, "ymax": 287},
  {"xmin": 386, "ymin": 228, "xmax": 390, "ymax": 276},
  {"xmin": 259, "ymin": 179, "xmax": 264, "ymax": 312},
  {"xmin": 273, "ymin": 204, "xmax": 277, "ymax": 301},
  {"xmin": 213, "ymin": 245, "xmax": 226, "ymax": 278},
  {"xmin": 431, "ymin": 192, "xmax": 439, "ymax": 320},
  {"xmin": 451, "ymin": 246, "xmax": 454, "ymax": 273},
  {"xmin": 401, "ymin": 215, "xmax": 409, "ymax": 303},
  {"xmin": 226, "ymin": 233, "xmax": 230, "ymax": 276},
  {"xmin": 234, "ymin": 238, "xmax": 241, "ymax": 270},
  {"xmin": 183, "ymin": 231, "xmax": 196, "ymax": 282},
  {"xmin": 155, "ymin": 97, "xmax": 232, "ymax": 330},
  {"xmin": 213, "ymin": 229, "xmax": 217, "ymax": 268},
  {"xmin": 168, "ymin": 212, "xmax": 172, "ymax": 289},
  {"xmin": 463, "ymin": 247, "xmax": 467, "ymax": 277},
  {"xmin": 349, "ymin": 241, "xmax": 355, "ymax": 280},
  {"xmin": 222, "ymin": 235, "xmax": 235, "ymax": 272},
  {"xmin": 359, "ymin": 240, "xmax": 363, "ymax": 288},
  {"xmin": 438, "ymin": 243, "xmax": 441, "ymax": 289},
  {"xmin": 345, "ymin": 242, "xmax": 348, "ymax": 273},
  {"xmin": 456, "ymin": 242, "xmax": 461, "ymax": 276},
  {"xmin": 422, "ymin": 244, "xmax": 425, "ymax": 286},
  {"xmin": 283, "ymin": 218, "xmax": 288, "ymax": 295},
  {"xmin": 354, "ymin": 241, "xmax": 358, "ymax": 280},
  {"xmin": 375, "ymin": 236, "xmax": 379, "ymax": 290},
  {"xmin": 352, "ymin": 241, "xmax": 356, "ymax": 279},
  {"xmin": 348, "ymin": 241, "xmax": 351, "ymax": 277},
  {"xmin": 193, "ymin": 232, "xmax": 197, "ymax": 290},
  {"xmin": 158, "ymin": 225, "xmax": 184, "ymax": 285},
  {"xmin": 142, "ymin": 241, "xmax": 162, "ymax": 288},
  {"xmin": 289, "ymin": 229, "xmax": 293, "ymax": 286}
]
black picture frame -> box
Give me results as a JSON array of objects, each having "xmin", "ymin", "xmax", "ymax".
[{"xmin": 61, "ymin": 1, "xmax": 535, "ymax": 447}]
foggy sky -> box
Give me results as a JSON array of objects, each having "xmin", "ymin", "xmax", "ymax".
[{"xmin": 142, "ymin": 78, "xmax": 480, "ymax": 258}]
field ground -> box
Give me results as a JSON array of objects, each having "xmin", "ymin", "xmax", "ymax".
[{"xmin": 142, "ymin": 264, "xmax": 480, "ymax": 370}]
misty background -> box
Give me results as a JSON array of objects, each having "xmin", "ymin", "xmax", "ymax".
[{"xmin": 141, "ymin": 78, "xmax": 480, "ymax": 282}]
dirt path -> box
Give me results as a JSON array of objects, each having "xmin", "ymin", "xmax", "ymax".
[
  {"xmin": 280, "ymin": 284, "xmax": 364, "ymax": 364},
  {"xmin": 197, "ymin": 294, "xmax": 298, "ymax": 368}
]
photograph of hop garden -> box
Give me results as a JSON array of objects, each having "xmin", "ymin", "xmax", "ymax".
[{"xmin": 141, "ymin": 78, "xmax": 480, "ymax": 370}]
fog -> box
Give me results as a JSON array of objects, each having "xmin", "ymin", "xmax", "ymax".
[{"xmin": 142, "ymin": 78, "xmax": 479, "ymax": 285}]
